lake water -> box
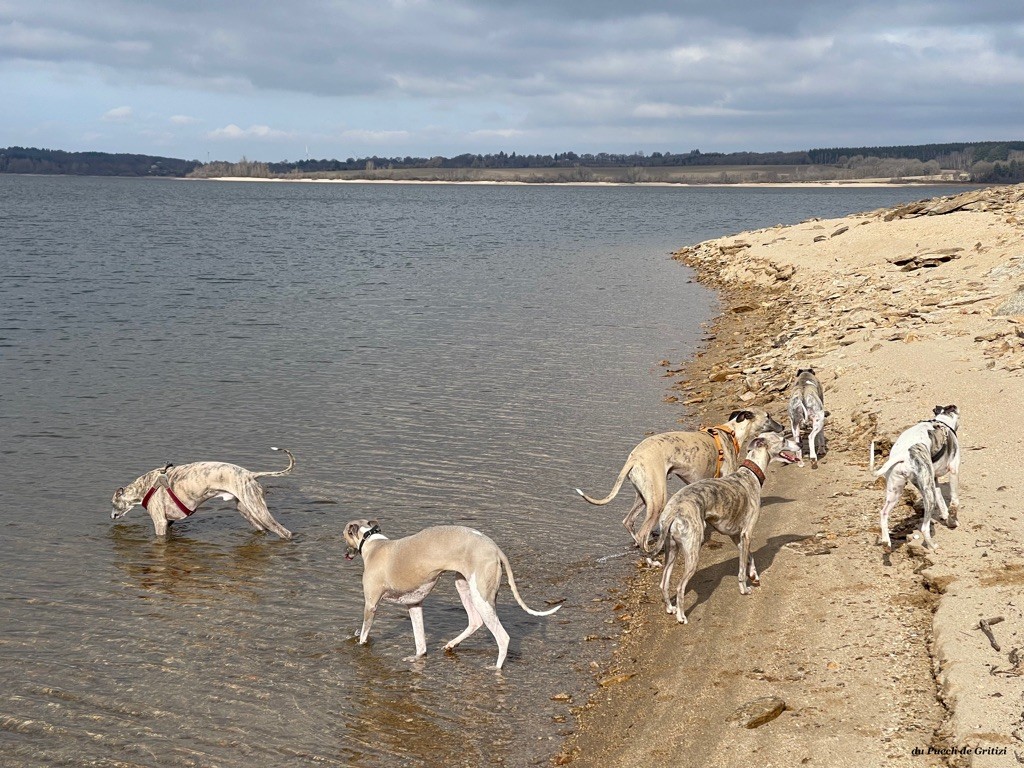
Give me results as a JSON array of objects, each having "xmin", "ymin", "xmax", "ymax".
[{"xmin": 0, "ymin": 176, "xmax": 964, "ymax": 766}]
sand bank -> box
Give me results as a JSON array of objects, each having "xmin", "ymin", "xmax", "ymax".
[{"xmin": 561, "ymin": 184, "xmax": 1024, "ymax": 767}]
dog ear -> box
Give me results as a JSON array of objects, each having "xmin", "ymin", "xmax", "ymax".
[
  {"xmin": 367, "ymin": 518, "xmax": 379, "ymax": 530},
  {"xmin": 933, "ymin": 405, "xmax": 943, "ymax": 415},
  {"xmin": 728, "ymin": 410, "xmax": 753, "ymax": 422},
  {"xmin": 947, "ymin": 404, "xmax": 958, "ymax": 414},
  {"xmin": 345, "ymin": 521, "xmax": 361, "ymax": 538},
  {"xmin": 750, "ymin": 437, "xmax": 767, "ymax": 449},
  {"xmin": 114, "ymin": 487, "xmax": 124, "ymax": 498}
]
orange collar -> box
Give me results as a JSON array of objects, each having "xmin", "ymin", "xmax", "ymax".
[{"xmin": 704, "ymin": 425, "xmax": 742, "ymax": 478}]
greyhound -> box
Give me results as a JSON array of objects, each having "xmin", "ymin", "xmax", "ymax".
[
  {"xmin": 646, "ymin": 432, "xmax": 801, "ymax": 622},
  {"xmin": 343, "ymin": 519, "xmax": 561, "ymax": 669},
  {"xmin": 873, "ymin": 405, "xmax": 961, "ymax": 550},
  {"xmin": 576, "ymin": 408, "xmax": 784, "ymax": 548},
  {"xmin": 787, "ymin": 368, "xmax": 827, "ymax": 468},
  {"xmin": 110, "ymin": 447, "xmax": 295, "ymax": 539}
]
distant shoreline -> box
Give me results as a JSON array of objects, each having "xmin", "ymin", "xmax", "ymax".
[{"xmin": 198, "ymin": 175, "xmax": 976, "ymax": 189}]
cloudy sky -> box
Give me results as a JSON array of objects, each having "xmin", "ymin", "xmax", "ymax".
[{"xmin": 2, "ymin": 1, "xmax": 1022, "ymax": 162}]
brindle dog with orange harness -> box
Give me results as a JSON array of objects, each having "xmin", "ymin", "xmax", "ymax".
[
  {"xmin": 110, "ymin": 447, "xmax": 295, "ymax": 538},
  {"xmin": 575, "ymin": 408, "xmax": 784, "ymax": 546}
]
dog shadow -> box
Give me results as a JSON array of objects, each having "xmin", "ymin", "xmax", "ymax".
[{"xmin": 683, "ymin": 532, "xmax": 809, "ymax": 618}]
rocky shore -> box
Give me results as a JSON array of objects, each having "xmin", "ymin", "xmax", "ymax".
[{"xmin": 560, "ymin": 184, "xmax": 1024, "ymax": 767}]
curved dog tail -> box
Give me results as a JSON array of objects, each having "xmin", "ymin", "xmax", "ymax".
[
  {"xmin": 873, "ymin": 453, "xmax": 901, "ymax": 479},
  {"xmin": 643, "ymin": 516, "xmax": 670, "ymax": 556},
  {"xmin": 499, "ymin": 552, "xmax": 562, "ymax": 617},
  {"xmin": 639, "ymin": 498, "xmax": 679, "ymax": 554},
  {"xmin": 252, "ymin": 447, "xmax": 296, "ymax": 478},
  {"xmin": 575, "ymin": 460, "xmax": 633, "ymax": 506}
]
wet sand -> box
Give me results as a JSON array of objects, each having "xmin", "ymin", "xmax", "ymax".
[{"xmin": 561, "ymin": 184, "xmax": 1024, "ymax": 767}]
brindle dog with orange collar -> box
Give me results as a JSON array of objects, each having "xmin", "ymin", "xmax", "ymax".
[
  {"xmin": 110, "ymin": 447, "xmax": 295, "ymax": 538},
  {"xmin": 575, "ymin": 408, "xmax": 784, "ymax": 547}
]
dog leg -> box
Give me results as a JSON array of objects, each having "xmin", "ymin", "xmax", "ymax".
[
  {"xmin": 878, "ymin": 472, "xmax": 906, "ymax": 549},
  {"xmin": 237, "ymin": 485, "xmax": 292, "ymax": 540},
  {"xmin": 634, "ymin": 471, "xmax": 667, "ymax": 552},
  {"xmin": 673, "ymin": 523, "xmax": 702, "ymax": 624},
  {"xmin": 946, "ymin": 464, "xmax": 961, "ymax": 528},
  {"xmin": 907, "ymin": 445, "xmax": 940, "ymax": 549},
  {"xmin": 404, "ymin": 604, "xmax": 427, "ymax": 662},
  {"xmin": 152, "ymin": 515, "xmax": 169, "ymax": 537},
  {"xmin": 622, "ymin": 492, "xmax": 645, "ymax": 546},
  {"xmin": 734, "ymin": 533, "xmax": 752, "ymax": 595},
  {"xmin": 947, "ymin": 453, "xmax": 962, "ymax": 512},
  {"xmin": 747, "ymin": 553, "xmax": 760, "ymax": 587},
  {"xmin": 359, "ymin": 602, "xmax": 377, "ymax": 645},
  {"xmin": 808, "ymin": 412, "xmax": 825, "ymax": 468},
  {"xmin": 660, "ymin": 524, "xmax": 679, "ymax": 614},
  {"xmin": 445, "ymin": 577, "xmax": 484, "ymax": 651},
  {"xmin": 468, "ymin": 579, "xmax": 510, "ymax": 669}
]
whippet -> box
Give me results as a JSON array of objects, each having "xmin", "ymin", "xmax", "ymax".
[
  {"xmin": 576, "ymin": 409, "xmax": 784, "ymax": 547},
  {"xmin": 873, "ymin": 405, "xmax": 961, "ymax": 550},
  {"xmin": 787, "ymin": 367, "xmax": 827, "ymax": 467},
  {"xmin": 647, "ymin": 432, "xmax": 801, "ymax": 622},
  {"xmin": 110, "ymin": 447, "xmax": 295, "ymax": 538},
  {"xmin": 343, "ymin": 520, "xmax": 562, "ymax": 669}
]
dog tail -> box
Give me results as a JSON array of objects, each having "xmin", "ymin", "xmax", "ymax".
[
  {"xmin": 644, "ymin": 518, "xmax": 669, "ymax": 557},
  {"xmin": 252, "ymin": 447, "xmax": 296, "ymax": 478},
  {"xmin": 575, "ymin": 461, "xmax": 633, "ymax": 506},
  {"xmin": 873, "ymin": 453, "xmax": 902, "ymax": 478},
  {"xmin": 499, "ymin": 552, "xmax": 562, "ymax": 617}
]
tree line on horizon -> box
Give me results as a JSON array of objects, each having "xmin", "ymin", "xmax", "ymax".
[{"xmin": 2, "ymin": 141, "xmax": 1023, "ymax": 182}]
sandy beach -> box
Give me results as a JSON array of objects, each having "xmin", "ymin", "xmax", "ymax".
[{"xmin": 560, "ymin": 184, "xmax": 1024, "ymax": 767}]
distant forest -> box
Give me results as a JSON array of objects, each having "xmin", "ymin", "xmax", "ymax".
[
  {"xmin": 2, "ymin": 141, "xmax": 1024, "ymax": 183},
  {"xmin": 0, "ymin": 146, "xmax": 199, "ymax": 176}
]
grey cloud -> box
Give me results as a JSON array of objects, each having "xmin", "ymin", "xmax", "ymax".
[{"xmin": 3, "ymin": 0, "xmax": 1023, "ymax": 155}]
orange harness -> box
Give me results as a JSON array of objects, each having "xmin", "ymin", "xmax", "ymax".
[{"xmin": 703, "ymin": 425, "xmax": 741, "ymax": 478}]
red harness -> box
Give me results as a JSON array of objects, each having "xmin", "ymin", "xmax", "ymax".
[{"xmin": 142, "ymin": 484, "xmax": 195, "ymax": 517}]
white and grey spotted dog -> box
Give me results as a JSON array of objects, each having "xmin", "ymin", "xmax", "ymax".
[
  {"xmin": 787, "ymin": 367, "xmax": 827, "ymax": 468},
  {"xmin": 873, "ymin": 405, "xmax": 961, "ymax": 550}
]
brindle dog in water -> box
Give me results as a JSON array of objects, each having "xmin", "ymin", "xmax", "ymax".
[{"xmin": 111, "ymin": 447, "xmax": 295, "ymax": 538}]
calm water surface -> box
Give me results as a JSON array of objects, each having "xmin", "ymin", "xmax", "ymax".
[{"xmin": 0, "ymin": 177, "xmax": 963, "ymax": 766}]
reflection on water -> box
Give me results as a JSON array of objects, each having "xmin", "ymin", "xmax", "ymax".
[
  {"xmin": 0, "ymin": 176, "xmax": 965, "ymax": 766},
  {"xmin": 108, "ymin": 526, "xmax": 280, "ymax": 603}
]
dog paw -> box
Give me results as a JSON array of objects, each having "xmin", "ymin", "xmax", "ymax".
[
  {"xmin": 811, "ymin": 460, "xmax": 819, "ymax": 470},
  {"xmin": 749, "ymin": 576, "xmax": 761, "ymax": 587},
  {"xmin": 676, "ymin": 614, "xmax": 688, "ymax": 625},
  {"xmin": 402, "ymin": 654, "xmax": 426, "ymax": 663}
]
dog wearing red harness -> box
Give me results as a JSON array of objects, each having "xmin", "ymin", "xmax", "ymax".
[{"xmin": 110, "ymin": 447, "xmax": 295, "ymax": 538}]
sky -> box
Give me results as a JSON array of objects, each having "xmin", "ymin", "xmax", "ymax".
[{"xmin": 2, "ymin": 0, "xmax": 1023, "ymax": 163}]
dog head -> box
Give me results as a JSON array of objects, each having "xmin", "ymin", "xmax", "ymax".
[
  {"xmin": 727, "ymin": 408, "xmax": 785, "ymax": 440},
  {"xmin": 932, "ymin": 404, "xmax": 959, "ymax": 431},
  {"xmin": 748, "ymin": 431, "xmax": 802, "ymax": 466},
  {"xmin": 110, "ymin": 464, "xmax": 171, "ymax": 520},
  {"xmin": 110, "ymin": 484, "xmax": 142, "ymax": 519},
  {"xmin": 344, "ymin": 518, "xmax": 381, "ymax": 560}
]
